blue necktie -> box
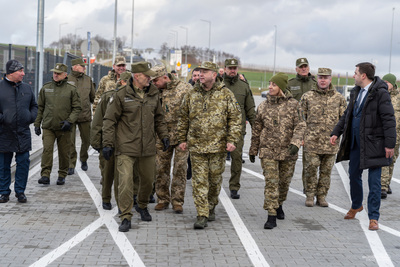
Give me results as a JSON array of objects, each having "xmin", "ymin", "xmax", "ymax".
[{"xmin": 356, "ymin": 88, "xmax": 365, "ymax": 112}]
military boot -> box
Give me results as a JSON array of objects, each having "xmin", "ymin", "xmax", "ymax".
[
  {"xmin": 194, "ymin": 216, "xmax": 208, "ymax": 229},
  {"xmin": 305, "ymin": 196, "xmax": 314, "ymax": 207},
  {"xmin": 264, "ymin": 215, "xmax": 277, "ymax": 229},
  {"xmin": 208, "ymin": 208, "xmax": 215, "ymax": 221},
  {"xmin": 316, "ymin": 196, "xmax": 328, "ymax": 207},
  {"xmin": 381, "ymin": 190, "xmax": 388, "ymax": 199},
  {"xmin": 276, "ymin": 205, "xmax": 285, "ymax": 220}
]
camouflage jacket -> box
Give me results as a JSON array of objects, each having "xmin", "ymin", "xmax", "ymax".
[
  {"xmin": 288, "ymin": 73, "xmax": 317, "ymax": 101},
  {"xmin": 300, "ymin": 84, "xmax": 347, "ymax": 154},
  {"xmin": 93, "ymin": 70, "xmax": 118, "ymax": 114},
  {"xmin": 34, "ymin": 78, "xmax": 82, "ymax": 131},
  {"xmin": 249, "ymin": 91, "xmax": 305, "ymax": 161},
  {"xmin": 223, "ymin": 74, "xmax": 256, "ymax": 134},
  {"xmin": 102, "ymin": 80, "xmax": 169, "ymax": 157},
  {"xmin": 90, "ymin": 89, "xmax": 115, "ymax": 150},
  {"xmin": 157, "ymin": 74, "xmax": 192, "ymax": 146},
  {"xmin": 177, "ymin": 80, "xmax": 242, "ymax": 154},
  {"xmin": 389, "ymin": 87, "xmax": 400, "ymax": 144},
  {"xmin": 68, "ymin": 70, "xmax": 95, "ymax": 123}
]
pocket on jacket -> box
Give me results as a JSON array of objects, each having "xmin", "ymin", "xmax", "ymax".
[{"xmin": 366, "ymin": 135, "xmax": 385, "ymax": 158}]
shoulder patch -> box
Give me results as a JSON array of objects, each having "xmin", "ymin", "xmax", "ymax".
[
  {"xmin": 68, "ymin": 81, "xmax": 76, "ymax": 86},
  {"xmin": 109, "ymin": 95, "xmax": 114, "ymax": 103}
]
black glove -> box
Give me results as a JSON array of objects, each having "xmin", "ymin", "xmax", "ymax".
[
  {"xmin": 102, "ymin": 147, "xmax": 114, "ymax": 161},
  {"xmin": 60, "ymin": 120, "xmax": 71, "ymax": 131},
  {"xmin": 288, "ymin": 144, "xmax": 299, "ymax": 156},
  {"xmin": 162, "ymin": 138, "xmax": 170, "ymax": 152},
  {"xmin": 34, "ymin": 126, "xmax": 41, "ymax": 136},
  {"xmin": 249, "ymin": 155, "xmax": 256, "ymax": 163}
]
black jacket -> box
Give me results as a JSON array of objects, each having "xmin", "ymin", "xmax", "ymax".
[
  {"xmin": 0, "ymin": 76, "xmax": 38, "ymax": 152},
  {"xmin": 331, "ymin": 77, "xmax": 396, "ymax": 169}
]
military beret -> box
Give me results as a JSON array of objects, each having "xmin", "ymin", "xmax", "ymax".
[
  {"xmin": 317, "ymin": 68, "xmax": 332, "ymax": 76},
  {"xmin": 296, "ymin": 58, "xmax": 309, "ymax": 67},
  {"xmin": 131, "ymin": 61, "xmax": 156, "ymax": 76},
  {"xmin": 50, "ymin": 63, "xmax": 68, "ymax": 73}
]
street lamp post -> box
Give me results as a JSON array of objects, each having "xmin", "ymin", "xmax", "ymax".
[
  {"xmin": 74, "ymin": 27, "xmax": 82, "ymax": 55},
  {"xmin": 171, "ymin": 30, "xmax": 178, "ymax": 49},
  {"xmin": 273, "ymin": 25, "xmax": 277, "ymax": 75},
  {"xmin": 389, "ymin": 7, "xmax": 395, "ymax": 73},
  {"xmin": 180, "ymin": 26, "xmax": 188, "ymax": 65},
  {"xmin": 58, "ymin": 22, "xmax": 68, "ymax": 56},
  {"xmin": 200, "ymin": 19, "xmax": 211, "ymax": 61},
  {"xmin": 112, "ymin": 0, "xmax": 118, "ymax": 65},
  {"xmin": 35, "ymin": 0, "xmax": 45, "ymax": 98},
  {"xmin": 130, "ymin": 0, "xmax": 134, "ymax": 64}
]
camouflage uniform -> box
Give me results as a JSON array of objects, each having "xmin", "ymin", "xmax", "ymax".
[
  {"xmin": 93, "ymin": 70, "xmax": 118, "ymax": 114},
  {"xmin": 249, "ymin": 91, "xmax": 305, "ymax": 216},
  {"xmin": 300, "ymin": 83, "xmax": 347, "ymax": 198},
  {"xmin": 177, "ymin": 79, "xmax": 242, "ymax": 217},
  {"xmin": 223, "ymin": 73, "xmax": 256, "ymax": 191},
  {"xmin": 381, "ymin": 87, "xmax": 400, "ymax": 191},
  {"xmin": 67, "ymin": 70, "xmax": 95, "ymax": 169},
  {"xmin": 155, "ymin": 74, "xmax": 192, "ymax": 206}
]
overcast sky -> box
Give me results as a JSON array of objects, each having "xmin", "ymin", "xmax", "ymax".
[{"xmin": 2, "ymin": 0, "xmax": 400, "ymax": 77}]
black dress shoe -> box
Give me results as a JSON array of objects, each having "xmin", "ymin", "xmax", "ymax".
[
  {"xmin": 38, "ymin": 176, "xmax": 50, "ymax": 185},
  {"xmin": 81, "ymin": 162, "xmax": 88, "ymax": 171},
  {"xmin": 56, "ymin": 177, "xmax": 65, "ymax": 185},
  {"xmin": 0, "ymin": 194, "xmax": 10, "ymax": 203},
  {"xmin": 67, "ymin": 168, "xmax": 75, "ymax": 175},
  {"xmin": 230, "ymin": 190, "xmax": 240, "ymax": 199},
  {"xmin": 16, "ymin": 193, "xmax": 27, "ymax": 203},
  {"xmin": 119, "ymin": 219, "xmax": 131, "ymax": 232},
  {"xmin": 102, "ymin": 202, "xmax": 112, "ymax": 210}
]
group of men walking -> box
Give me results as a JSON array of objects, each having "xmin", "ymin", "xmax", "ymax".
[{"xmin": 0, "ymin": 56, "xmax": 398, "ymax": 234}]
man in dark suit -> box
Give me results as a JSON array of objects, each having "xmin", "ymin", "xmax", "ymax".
[{"xmin": 330, "ymin": 62, "xmax": 396, "ymax": 231}]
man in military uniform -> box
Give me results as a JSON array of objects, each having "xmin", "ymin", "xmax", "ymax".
[
  {"xmin": 223, "ymin": 58, "xmax": 256, "ymax": 199},
  {"xmin": 381, "ymin": 73, "xmax": 400, "ymax": 199},
  {"xmin": 177, "ymin": 61, "xmax": 242, "ymax": 229},
  {"xmin": 288, "ymin": 57, "xmax": 317, "ymax": 194},
  {"xmin": 34, "ymin": 63, "xmax": 81, "ymax": 186},
  {"xmin": 151, "ymin": 65, "xmax": 192, "ymax": 214},
  {"xmin": 91, "ymin": 71, "xmax": 132, "ymax": 210},
  {"xmin": 102, "ymin": 62, "xmax": 170, "ymax": 232},
  {"xmin": 93, "ymin": 55, "xmax": 127, "ymax": 114},
  {"xmin": 300, "ymin": 68, "xmax": 347, "ymax": 207},
  {"xmin": 67, "ymin": 58, "xmax": 95, "ymax": 175}
]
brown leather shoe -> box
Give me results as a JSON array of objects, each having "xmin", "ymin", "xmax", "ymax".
[
  {"xmin": 369, "ymin": 219, "xmax": 379, "ymax": 230},
  {"xmin": 173, "ymin": 204, "xmax": 183, "ymax": 214},
  {"xmin": 344, "ymin": 206, "xmax": 363, "ymax": 219},
  {"xmin": 154, "ymin": 202, "xmax": 169, "ymax": 211}
]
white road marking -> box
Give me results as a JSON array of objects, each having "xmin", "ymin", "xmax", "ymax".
[{"xmin": 219, "ymin": 186, "xmax": 270, "ymax": 266}]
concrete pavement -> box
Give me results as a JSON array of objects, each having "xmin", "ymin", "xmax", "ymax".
[{"xmin": 2, "ymin": 96, "xmax": 400, "ymax": 267}]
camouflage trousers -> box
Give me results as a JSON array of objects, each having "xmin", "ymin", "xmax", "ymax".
[
  {"xmin": 261, "ymin": 158, "xmax": 296, "ymax": 216},
  {"xmin": 303, "ymin": 152, "xmax": 336, "ymax": 197},
  {"xmin": 155, "ymin": 144, "xmax": 189, "ymax": 206},
  {"xmin": 191, "ymin": 152, "xmax": 226, "ymax": 217},
  {"xmin": 381, "ymin": 143, "xmax": 400, "ymax": 191},
  {"xmin": 229, "ymin": 134, "xmax": 244, "ymax": 191}
]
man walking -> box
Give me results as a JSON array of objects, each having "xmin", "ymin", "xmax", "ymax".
[
  {"xmin": 223, "ymin": 58, "xmax": 256, "ymax": 199},
  {"xmin": 0, "ymin": 60, "xmax": 38, "ymax": 203},
  {"xmin": 301, "ymin": 68, "xmax": 346, "ymax": 207},
  {"xmin": 177, "ymin": 61, "xmax": 242, "ymax": 229},
  {"xmin": 151, "ymin": 65, "xmax": 192, "ymax": 213},
  {"xmin": 67, "ymin": 58, "xmax": 95, "ymax": 175},
  {"xmin": 34, "ymin": 63, "xmax": 81, "ymax": 186},
  {"xmin": 102, "ymin": 62, "xmax": 169, "ymax": 232},
  {"xmin": 330, "ymin": 62, "xmax": 396, "ymax": 231}
]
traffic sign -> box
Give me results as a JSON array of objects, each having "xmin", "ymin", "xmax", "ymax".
[{"xmin": 80, "ymin": 40, "xmax": 100, "ymax": 56}]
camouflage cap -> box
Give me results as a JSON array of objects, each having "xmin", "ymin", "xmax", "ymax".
[
  {"xmin": 317, "ymin": 68, "xmax": 332, "ymax": 76},
  {"xmin": 296, "ymin": 58, "xmax": 309, "ymax": 67},
  {"xmin": 150, "ymin": 65, "xmax": 167, "ymax": 80},
  {"xmin": 119, "ymin": 71, "xmax": 132, "ymax": 81},
  {"xmin": 114, "ymin": 56, "xmax": 126, "ymax": 66},
  {"xmin": 50, "ymin": 63, "xmax": 68, "ymax": 73},
  {"xmin": 71, "ymin": 58, "xmax": 87, "ymax": 66},
  {"xmin": 198, "ymin": 61, "xmax": 218, "ymax": 72},
  {"xmin": 131, "ymin": 61, "xmax": 156, "ymax": 76},
  {"xmin": 225, "ymin": 58, "xmax": 238, "ymax": 67}
]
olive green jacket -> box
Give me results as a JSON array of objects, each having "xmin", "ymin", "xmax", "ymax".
[
  {"xmin": 34, "ymin": 78, "xmax": 82, "ymax": 131},
  {"xmin": 68, "ymin": 70, "xmax": 95, "ymax": 123},
  {"xmin": 102, "ymin": 80, "xmax": 169, "ymax": 157},
  {"xmin": 177, "ymin": 80, "xmax": 242, "ymax": 154},
  {"xmin": 288, "ymin": 73, "xmax": 317, "ymax": 101},
  {"xmin": 90, "ymin": 89, "xmax": 115, "ymax": 150},
  {"xmin": 223, "ymin": 74, "xmax": 256, "ymax": 134}
]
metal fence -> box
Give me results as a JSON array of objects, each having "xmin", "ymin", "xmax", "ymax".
[{"xmin": 0, "ymin": 43, "xmax": 112, "ymax": 98}]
